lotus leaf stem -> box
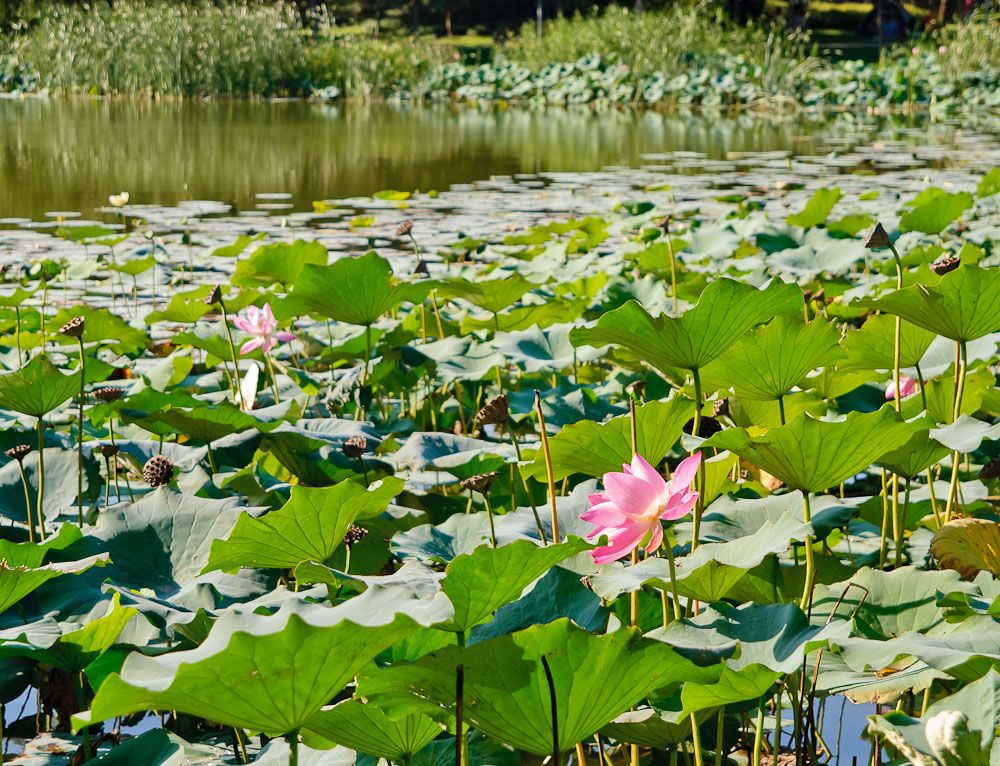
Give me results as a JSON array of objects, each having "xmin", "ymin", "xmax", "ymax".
[
  {"xmin": 506, "ymin": 425, "xmax": 546, "ymax": 543},
  {"xmin": 799, "ymin": 493, "xmax": 815, "ymax": 613},
  {"xmin": 878, "ymin": 468, "xmax": 890, "ymax": 569},
  {"xmin": 751, "ymin": 700, "xmax": 765, "ymax": 766},
  {"xmin": 541, "ymin": 655, "xmax": 560, "ymax": 766},
  {"xmin": 689, "ymin": 713, "xmax": 704, "ymax": 766},
  {"xmin": 219, "ymin": 301, "xmax": 245, "ymax": 409},
  {"xmin": 535, "ymin": 390, "xmax": 559, "ymax": 544},
  {"xmin": 288, "ymin": 729, "xmax": 299, "ymax": 766},
  {"xmin": 14, "ymin": 307, "xmax": 22, "ymax": 368},
  {"xmin": 76, "ymin": 337, "xmax": 86, "ymax": 527},
  {"xmin": 482, "ymin": 492, "xmax": 496, "ymax": 547},
  {"xmin": 690, "ymin": 368, "xmax": 706, "ymax": 551},
  {"xmin": 16, "ymin": 460, "xmax": 35, "ymax": 543},
  {"xmin": 35, "ymin": 417, "xmax": 46, "ymax": 542},
  {"xmin": 75, "ymin": 671, "xmax": 91, "ymax": 762}
]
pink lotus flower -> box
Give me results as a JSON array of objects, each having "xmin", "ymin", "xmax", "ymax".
[
  {"xmin": 582, "ymin": 452, "xmax": 701, "ymax": 565},
  {"xmin": 885, "ymin": 374, "xmax": 918, "ymax": 400},
  {"xmin": 938, "ymin": 45, "xmax": 947, "ymax": 54},
  {"xmin": 232, "ymin": 303, "xmax": 295, "ymax": 356},
  {"xmin": 912, "ymin": 46, "xmax": 920, "ymax": 55}
]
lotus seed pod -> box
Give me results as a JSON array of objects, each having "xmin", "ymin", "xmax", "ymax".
[
  {"xmin": 865, "ymin": 222, "xmax": 890, "ymax": 249},
  {"xmin": 204, "ymin": 285, "xmax": 223, "ymax": 305},
  {"xmin": 343, "ymin": 525, "xmax": 369, "ymax": 545},
  {"xmin": 396, "ymin": 220, "xmax": 414, "ymax": 238},
  {"xmin": 711, "ymin": 398, "xmax": 730, "ymax": 418},
  {"xmin": 460, "ymin": 471, "xmax": 499, "ymax": 495},
  {"xmin": 931, "ymin": 256, "xmax": 960, "ymax": 276},
  {"xmin": 93, "ymin": 387, "xmax": 125, "ymax": 403},
  {"xmin": 685, "ymin": 416, "xmax": 722, "ymax": 439},
  {"xmin": 142, "ymin": 455, "xmax": 174, "ymax": 488},
  {"xmin": 342, "ymin": 435, "xmax": 368, "ymax": 459},
  {"xmin": 980, "ymin": 455, "xmax": 1000, "ymax": 480},
  {"xmin": 59, "ymin": 316, "xmax": 85, "ymax": 338},
  {"xmin": 99, "ymin": 444, "xmax": 119, "ymax": 458},
  {"xmin": 4, "ymin": 444, "xmax": 31, "ymax": 462},
  {"xmin": 474, "ymin": 394, "xmax": 509, "ymax": 427}
]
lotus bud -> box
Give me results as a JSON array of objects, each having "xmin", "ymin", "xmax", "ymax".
[
  {"xmin": 142, "ymin": 455, "xmax": 174, "ymax": 488},
  {"xmin": 474, "ymin": 394, "xmax": 509, "ymax": 427},
  {"xmin": 342, "ymin": 435, "xmax": 368, "ymax": 459},
  {"xmin": 865, "ymin": 223, "xmax": 891, "ymax": 249},
  {"xmin": 460, "ymin": 471, "xmax": 499, "ymax": 495},
  {"xmin": 59, "ymin": 316, "xmax": 85, "ymax": 338}
]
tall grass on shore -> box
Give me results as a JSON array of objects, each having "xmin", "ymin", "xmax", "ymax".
[
  {"xmin": 1, "ymin": 1, "xmax": 307, "ymax": 96},
  {"xmin": 503, "ymin": 3, "xmax": 812, "ymax": 78}
]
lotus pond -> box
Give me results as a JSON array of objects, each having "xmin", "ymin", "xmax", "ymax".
[{"xmin": 2, "ymin": 104, "xmax": 1000, "ymax": 766}]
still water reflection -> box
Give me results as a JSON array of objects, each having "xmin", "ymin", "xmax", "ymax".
[{"xmin": 0, "ymin": 99, "xmax": 985, "ymax": 221}]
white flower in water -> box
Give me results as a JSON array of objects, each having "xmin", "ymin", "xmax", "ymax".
[{"xmin": 108, "ymin": 191, "xmax": 130, "ymax": 207}]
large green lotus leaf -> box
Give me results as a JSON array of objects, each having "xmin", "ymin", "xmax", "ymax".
[
  {"xmin": 292, "ymin": 251, "xmax": 432, "ymax": 326},
  {"xmin": 979, "ymin": 168, "xmax": 1000, "ymax": 198},
  {"xmin": 301, "ymin": 699, "xmax": 444, "ymax": 759},
  {"xmin": 232, "ymin": 239, "xmax": 328, "ymax": 289},
  {"xmin": 439, "ymin": 538, "xmax": 590, "ymax": 633},
  {"xmin": 494, "ymin": 323, "xmax": 605, "ymax": 373},
  {"xmin": 938, "ymin": 572, "xmax": 1000, "ymax": 623},
  {"xmin": 785, "ymin": 187, "xmax": 841, "ymax": 229},
  {"xmin": 570, "ymin": 278, "xmax": 803, "ymax": 374},
  {"xmin": 600, "ymin": 701, "xmax": 710, "ymax": 748},
  {"xmin": 0, "ymin": 446, "xmax": 102, "ymax": 525},
  {"xmin": 468, "ymin": 565, "xmax": 608, "ymax": 644},
  {"xmin": 461, "ymin": 301, "xmax": 578, "ymax": 334},
  {"xmin": 0, "ymin": 556, "xmax": 107, "ymax": 616},
  {"xmin": 71, "ymin": 728, "xmax": 231, "ymax": 766},
  {"xmin": 840, "ymin": 314, "xmax": 937, "ymax": 371},
  {"xmin": 0, "ymin": 354, "xmax": 111, "ymax": 417},
  {"xmin": 0, "ymin": 285, "xmax": 38, "ymax": 308},
  {"xmin": 899, "ymin": 190, "xmax": 974, "ymax": 234},
  {"xmin": 392, "ymin": 482, "xmax": 597, "ymax": 563},
  {"xmin": 91, "ymin": 488, "xmax": 269, "ymax": 599},
  {"xmin": 360, "ymin": 619, "xmax": 723, "ymax": 755},
  {"xmin": 876, "ymin": 415, "xmax": 951, "ymax": 479},
  {"xmin": 587, "ymin": 514, "xmax": 809, "ymax": 603},
  {"xmin": 833, "ymin": 615, "xmax": 1000, "ymax": 685},
  {"xmin": 120, "ymin": 400, "xmax": 295, "ymax": 443},
  {"xmin": 0, "ymin": 593, "xmax": 136, "ymax": 671},
  {"xmin": 929, "ymin": 416, "xmax": 1000, "ymax": 454},
  {"xmin": 704, "ymin": 407, "xmax": 916, "ymax": 492},
  {"xmin": 202, "ymin": 478, "xmax": 403, "ymax": 575},
  {"xmin": 868, "ymin": 668, "xmax": 1000, "ymax": 766},
  {"xmin": 437, "ymin": 273, "xmax": 534, "ymax": 315},
  {"xmin": 541, "ymin": 397, "xmax": 694, "ymax": 481},
  {"xmin": 47, "ymin": 307, "xmax": 148, "ymax": 357},
  {"xmin": 858, "ymin": 266, "xmax": 1000, "ymax": 343},
  {"xmin": 700, "ymin": 316, "xmax": 842, "ymax": 400},
  {"xmin": 813, "ymin": 566, "xmax": 973, "ymax": 641},
  {"xmin": 686, "ymin": 490, "xmax": 855, "ymax": 545},
  {"xmin": 74, "ymin": 591, "xmax": 453, "ymax": 737},
  {"xmin": 901, "ymin": 368, "xmax": 993, "ymax": 425},
  {"xmin": 815, "ymin": 650, "xmax": 945, "ymax": 704}
]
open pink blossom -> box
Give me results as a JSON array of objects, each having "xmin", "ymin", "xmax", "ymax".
[
  {"xmin": 885, "ymin": 374, "xmax": 917, "ymax": 400},
  {"xmin": 582, "ymin": 452, "xmax": 701, "ymax": 565},
  {"xmin": 232, "ymin": 303, "xmax": 295, "ymax": 356}
]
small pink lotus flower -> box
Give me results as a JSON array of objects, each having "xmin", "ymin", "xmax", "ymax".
[
  {"xmin": 582, "ymin": 452, "xmax": 701, "ymax": 565},
  {"xmin": 885, "ymin": 374, "xmax": 918, "ymax": 400},
  {"xmin": 938, "ymin": 45, "xmax": 947, "ymax": 54},
  {"xmin": 912, "ymin": 46, "xmax": 920, "ymax": 55},
  {"xmin": 232, "ymin": 303, "xmax": 295, "ymax": 356}
]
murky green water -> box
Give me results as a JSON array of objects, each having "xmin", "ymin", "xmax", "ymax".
[{"xmin": 0, "ymin": 98, "xmax": 990, "ymax": 221}]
